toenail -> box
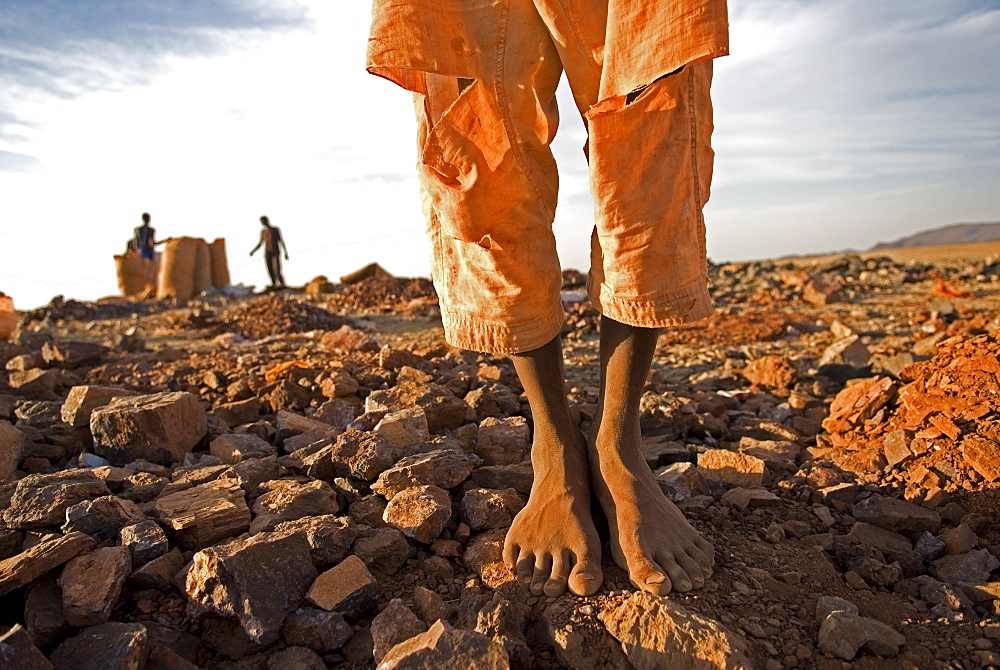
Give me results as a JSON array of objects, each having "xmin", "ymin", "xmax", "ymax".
[
  {"xmin": 578, "ymin": 573, "xmax": 596, "ymax": 581},
  {"xmin": 645, "ymin": 574, "xmax": 666, "ymax": 585}
]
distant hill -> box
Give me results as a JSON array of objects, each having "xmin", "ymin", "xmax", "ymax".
[{"xmin": 871, "ymin": 222, "xmax": 1000, "ymax": 250}]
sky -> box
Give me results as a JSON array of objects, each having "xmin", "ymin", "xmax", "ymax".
[{"xmin": 1, "ymin": 0, "xmax": 998, "ymax": 309}]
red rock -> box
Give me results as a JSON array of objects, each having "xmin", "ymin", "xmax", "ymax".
[
  {"xmin": 372, "ymin": 598, "xmax": 427, "ymax": 664},
  {"xmin": 366, "ymin": 382, "xmax": 472, "ymax": 433},
  {"xmin": 352, "ymin": 527, "xmax": 413, "ymax": 573},
  {"xmin": 461, "ymin": 488, "xmax": 524, "ymax": 531},
  {"xmin": 372, "ymin": 448, "xmax": 477, "ymax": 500},
  {"xmin": 250, "ymin": 479, "xmax": 342, "ymax": 534},
  {"xmin": 412, "ymin": 586, "xmax": 457, "ymax": 625},
  {"xmin": 697, "ymin": 449, "xmax": 766, "ymax": 487},
  {"xmin": 153, "ymin": 478, "xmax": 250, "ymax": 550},
  {"xmin": 126, "ymin": 547, "xmax": 185, "ymax": 592},
  {"xmin": 8, "ymin": 369, "xmax": 60, "ymax": 398},
  {"xmin": 962, "ymin": 435, "xmax": 1000, "ymax": 482},
  {"xmin": 91, "ymin": 391, "xmax": 207, "ymax": 466},
  {"xmin": 0, "ymin": 624, "xmax": 52, "ymax": 670},
  {"xmin": 475, "ymin": 416, "xmax": 530, "ymax": 466},
  {"xmin": 209, "ymin": 433, "xmax": 275, "ymax": 464},
  {"xmin": 742, "ymin": 355, "xmax": 796, "ymax": 389},
  {"xmin": 822, "ymin": 377, "xmax": 897, "ymax": 434},
  {"xmin": 939, "ymin": 524, "xmax": 979, "ymax": 556},
  {"xmin": 211, "ymin": 397, "xmax": 261, "ymax": 428},
  {"xmin": 379, "ymin": 620, "xmax": 509, "ymax": 670},
  {"xmin": 372, "ymin": 407, "xmax": 430, "ymax": 448},
  {"xmin": 464, "ymin": 528, "xmax": 514, "ymax": 589},
  {"xmin": 383, "ymin": 485, "xmax": 452, "ymax": 544},
  {"xmin": 41, "ymin": 340, "xmax": 108, "ymax": 369},
  {"xmin": 306, "ymin": 555, "xmax": 378, "ymax": 617},
  {"xmin": 0, "ymin": 420, "xmax": 30, "ymax": 480},
  {"xmin": 59, "ymin": 546, "xmax": 131, "ymax": 626},
  {"xmin": 2, "ymin": 470, "xmax": 110, "ymax": 529},
  {"xmin": 281, "ymin": 608, "xmax": 352, "ymax": 654},
  {"xmin": 60, "ymin": 385, "xmax": 134, "ymax": 428},
  {"xmin": 50, "ymin": 622, "xmax": 150, "ymax": 670},
  {"xmin": 0, "ymin": 532, "xmax": 94, "ymax": 597},
  {"xmin": 319, "ymin": 325, "xmax": 379, "ymax": 353},
  {"xmin": 817, "ymin": 611, "xmax": 905, "ymax": 660},
  {"xmin": 852, "ymin": 494, "xmax": 941, "ymax": 534},
  {"xmin": 273, "ymin": 514, "xmax": 360, "ymax": 567}
]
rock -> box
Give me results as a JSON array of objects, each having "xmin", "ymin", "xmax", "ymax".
[
  {"xmin": 473, "ymin": 592, "xmax": 531, "ymax": 666},
  {"xmin": 58, "ymin": 546, "xmax": 131, "ymax": 626},
  {"xmin": 119, "ymin": 519, "xmax": 170, "ymax": 567},
  {"xmin": 742, "ymin": 355, "xmax": 796, "ymax": 389},
  {"xmin": 464, "ymin": 529, "xmax": 515, "ymax": 589},
  {"xmin": 211, "ymin": 397, "xmax": 262, "ymax": 428},
  {"xmin": 318, "ymin": 368, "xmax": 361, "ymax": 398},
  {"xmin": 957, "ymin": 581, "xmax": 1000, "ymax": 606},
  {"xmin": 61, "ymin": 495, "xmax": 145, "ymax": 544},
  {"xmin": 0, "ymin": 624, "xmax": 53, "ymax": 670},
  {"xmin": 313, "ymin": 398, "xmax": 357, "ymax": 430},
  {"xmin": 8, "ymin": 368, "xmax": 60, "ymax": 398},
  {"xmin": 353, "ymin": 526, "xmax": 413, "ymax": 573},
  {"xmin": 737, "ymin": 437, "xmax": 801, "ymax": 466},
  {"xmin": 3, "ymin": 470, "xmax": 110, "ymax": 529},
  {"xmin": 267, "ymin": 646, "xmax": 327, "ymax": 670},
  {"xmin": 821, "ymin": 377, "xmax": 896, "ymax": 434},
  {"xmin": 379, "ymin": 620, "xmax": 509, "ymax": 670},
  {"xmin": 281, "ymin": 607, "xmax": 352, "ymax": 653},
  {"xmin": 327, "ymin": 429, "xmax": 402, "ymax": 481},
  {"xmin": 153, "ymin": 478, "xmax": 251, "ymax": 550},
  {"xmin": 815, "ymin": 596, "xmax": 859, "ymax": 621},
  {"xmin": 373, "ymin": 407, "xmax": 431, "ymax": 448},
  {"xmin": 383, "ymin": 485, "xmax": 452, "ymax": 544},
  {"xmin": 654, "ymin": 462, "xmax": 710, "ymax": 501},
  {"xmin": 933, "ymin": 549, "xmax": 1000, "ymax": 584},
  {"xmin": 852, "ymin": 495, "xmax": 941, "ymax": 534},
  {"xmin": 720, "ymin": 487, "xmax": 780, "ymax": 510},
  {"xmin": 273, "ymin": 514, "xmax": 360, "ymax": 567},
  {"xmin": 461, "ymin": 488, "xmax": 524, "ymax": 531},
  {"xmin": 474, "ymin": 417, "xmax": 530, "ymax": 466},
  {"xmin": 962, "ymin": 435, "xmax": 1000, "ymax": 482},
  {"xmin": 598, "ymin": 591, "xmax": 751, "ymax": 670},
  {"xmin": 186, "ymin": 530, "xmax": 317, "ymax": 644},
  {"xmin": 366, "ymin": 381, "xmax": 473, "ymax": 433},
  {"xmin": 413, "ymin": 586, "xmax": 457, "ymax": 625},
  {"xmin": 914, "ymin": 531, "xmax": 947, "ymax": 561},
  {"xmin": 320, "ymin": 325, "xmax": 379, "ymax": 353},
  {"xmin": 306, "ymin": 555, "xmax": 378, "ymax": 617},
  {"xmin": 817, "ymin": 611, "xmax": 906, "ymax": 660},
  {"xmin": 817, "ymin": 335, "xmax": 870, "ymax": 370},
  {"xmin": 49, "ymin": 622, "xmax": 150, "ymax": 670},
  {"xmin": 0, "ymin": 420, "xmax": 30, "ymax": 480},
  {"xmin": 41, "ymin": 340, "xmax": 108, "ymax": 368},
  {"xmin": 803, "ymin": 276, "xmax": 842, "ymax": 306},
  {"xmin": 223, "ymin": 455, "xmax": 280, "ymax": 496},
  {"xmin": 373, "ymin": 598, "xmax": 428, "ymax": 664},
  {"xmin": 471, "ymin": 462, "xmax": 533, "ymax": 495},
  {"xmin": 542, "ymin": 595, "xmax": 631, "ymax": 670},
  {"xmin": 882, "ymin": 429, "xmax": 914, "ymax": 469},
  {"xmin": 939, "ymin": 524, "xmax": 979, "ymax": 556},
  {"xmin": 849, "ymin": 522, "xmax": 913, "ymax": 556},
  {"xmin": 125, "ymin": 547, "xmax": 184, "ymax": 592},
  {"xmin": 60, "ymin": 386, "xmax": 134, "ymax": 428},
  {"xmin": 373, "ymin": 448, "xmax": 477, "ymax": 500},
  {"xmin": 250, "ymin": 479, "xmax": 342, "ymax": 534},
  {"xmin": 697, "ymin": 449, "xmax": 766, "ymax": 488},
  {"xmin": 914, "ymin": 575, "xmax": 974, "ymax": 611},
  {"xmin": 91, "ymin": 392, "xmax": 208, "ymax": 466},
  {"xmin": 210, "ymin": 433, "xmax": 275, "ymax": 464}
]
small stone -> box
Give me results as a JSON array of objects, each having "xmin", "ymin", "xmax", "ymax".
[
  {"xmin": 119, "ymin": 519, "xmax": 170, "ymax": 567},
  {"xmin": 211, "ymin": 397, "xmax": 262, "ymax": 428},
  {"xmin": 0, "ymin": 624, "xmax": 53, "ymax": 670},
  {"xmin": 720, "ymin": 487, "xmax": 780, "ymax": 510},
  {"xmin": 474, "ymin": 416, "xmax": 530, "ymax": 466},
  {"xmin": 281, "ymin": 607, "xmax": 352, "ymax": 653},
  {"xmin": 471, "ymin": 462, "xmax": 534, "ymax": 495},
  {"xmin": 91, "ymin": 392, "xmax": 208, "ymax": 466},
  {"xmin": 933, "ymin": 549, "xmax": 1000, "ymax": 584},
  {"xmin": 49, "ymin": 622, "xmax": 150, "ymax": 670},
  {"xmin": 882, "ymin": 429, "xmax": 914, "ymax": 469},
  {"xmin": 250, "ymin": 479, "xmax": 342, "ymax": 534},
  {"xmin": 914, "ymin": 531, "xmax": 946, "ymax": 561},
  {"xmin": 737, "ymin": 437, "xmax": 801, "ymax": 466},
  {"xmin": 365, "ymin": 381, "xmax": 472, "ymax": 433},
  {"xmin": 849, "ymin": 522, "xmax": 913, "ymax": 556},
  {"xmin": 373, "ymin": 407, "xmax": 430, "ymax": 448},
  {"xmin": 962, "ymin": 435, "xmax": 1000, "ymax": 482},
  {"xmin": 372, "ymin": 448, "xmax": 477, "ymax": 500},
  {"xmin": 59, "ymin": 546, "xmax": 131, "ymax": 626},
  {"xmin": 383, "ymin": 485, "xmax": 452, "ymax": 544},
  {"xmin": 461, "ymin": 488, "xmax": 524, "ymax": 531},
  {"xmin": 742, "ymin": 355, "xmax": 796, "ymax": 389},
  {"xmin": 306, "ymin": 555, "xmax": 378, "ymax": 617},
  {"xmin": 60, "ymin": 386, "xmax": 134, "ymax": 428},
  {"xmin": 412, "ymin": 585, "xmax": 457, "ymax": 625},
  {"xmin": 378, "ymin": 620, "xmax": 509, "ymax": 670},
  {"xmin": 852, "ymin": 494, "xmax": 941, "ymax": 534},
  {"xmin": 209, "ymin": 433, "xmax": 275, "ymax": 464},
  {"xmin": 267, "ymin": 646, "xmax": 326, "ymax": 670},
  {"xmin": 61, "ymin": 495, "xmax": 145, "ymax": 544},
  {"xmin": 0, "ymin": 420, "xmax": 31, "ymax": 480},
  {"xmin": 464, "ymin": 528, "xmax": 515, "ymax": 589},
  {"xmin": 697, "ymin": 449, "xmax": 766, "ymax": 488},
  {"xmin": 939, "ymin": 524, "xmax": 980, "ymax": 556},
  {"xmin": 273, "ymin": 514, "xmax": 360, "ymax": 567},
  {"xmin": 126, "ymin": 547, "xmax": 184, "ymax": 592},
  {"xmin": 2, "ymin": 470, "xmax": 110, "ymax": 529},
  {"xmin": 372, "ymin": 598, "xmax": 428, "ymax": 664},
  {"xmin": 817, "ymin": 611, "xmax": 906, "ymax": 660},
  {"xmin": 153, "ymin": 478, "xmax": 251, "ymax": 550},
  {"xmin": 353, "ymin": 527, "xmax": 413, "ymax": 573},
  {"xmin": 654, "ymin": 462, "xmax": 711, "ymax": 501}
]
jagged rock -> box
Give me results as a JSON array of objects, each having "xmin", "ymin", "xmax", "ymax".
[
  {"xmin": 0, "ymin": 420, "xmax": 30, "ymax": 480},
  {"xmin": 118, "ymin": 471, "xmax": 168, "ymax": 503},
  {"xmin": 61, "ymin": 495, "xmax": 145, "ymax": 544},
  {"xmin": 852, "ymin": 495, "xmax": 941, "ymax": 534},
  {"xmin": 186, "ymin": 530, "xmax": 317, "ymax": 644},
  {"xmin": 464, "ymin": 382, "xmax": 522, "ymax": 422},
  {"xmin": 373, "ymin": 598, "xmax": 428, "ymax": 664},
  {"xmin": 60, "ymin": 385, "xmax": 134, "ymax": 428},
  {"xmin": 273, "ymin": 514, "xmax": 359, "ymax": 567},
  {"xmin": 383, "ymin": 485, "xmax": 452, "ymax": 543},
  {"xmin": 542, "ymin": 595, "xmax": 631, "ymax": 670},
  {"xmin": 267, "ymin": 646, "xmax": 326, "ymax": 670},
  {"xmin": 119, "ymin": 519, "xmax": 170, "ymax": 567},
  {"xmin": 59, "ymin": 546, "xmax": 131, "ymax": 626},
  {"xmin": 737, "ymin": 437, "xmax": 801, "ymax": 466},
  {"xmin": 250, "ymin": 479, "xmax": 342, "ymax": 534},
  {"xmin": 320, "ymin": 325, "xmax": 379, "ymax": 353},
  {"xmin": 373, "ymin": 407, "xmax": 430, "ymax": 448},
  {"xmin": 306, "ymin": 555, "xmax": 378, "ymax": 617},
  {"xmin": 473, "ymin": 592, "xmax": 531, "ymax": 666},
  {"xmin": 933, "ymin": 549, "xmax": 1000, "ymax": 584},
  {"xmin": 41, "ymin": 340, "xmax": 108, "ymax": 369},
  {"xmin": 471, "ymin": 462, "xmax": 533, "ymax": 495},
  {"xmin": 3, "ymin": 470, "xmax": 110, "ymax": 529},
  {"xmin": 25, "ymin": 578, "xmax": 70, "ymax": 648},
  {"xmin": 353, "ymin": 526, "xmax": 413, "ymax": 573},
  {"xmin": 199, "ymin": 615, "xmax": 268, "ymax": 660},
  {"xmin": 821, "ymin": 377, "xmax": 896, "ymax": 434},
  {"xmin": 210, "ymin": 433, "xmax": 275, "ymax": 464},
  {"xmin": 654, "ymin": 462, "xmax": 711, "ymax": 501},
  {"xmin": 464, "ymin": 529, "xmax": 515, "ymax": 589},
  {"xmin": 742, "ymin": 355, "xmax": 796, "ymax": 389},
  {"xmin": 153, "ymin": 478, "xmax": 251, "ymax": 550},
  {"xmin": 598, "ymin": 591, "xmax": 751, "ymax": 669},
  {"xmin": 720, "ymin": 487, "xmax": 780, "ymax": 510},
  {"xmin": 461, "ymin": 488, "xmax": 524, "ymax": 531},
  {"xmin": 815, "ymin": 596, "xmax": 859, "ymax": 621},
  {"xmin": 126, "ymin": 547, "xmax": 184, "ymax": 592},
  {"xmin": 914, "ymin": 575, "xmax": 974, "ymax": 611},
  {"xmin": 223, "ymin": 455, "xmax": 280, "ymax": 496},
  {"xmin": 849, "ymin": 522, "xmax": 913, "ymax": 556},
  {"xmin": 49, "ymin": 622, "xmax": 150, "ymax": 670},
  {"xmin": 91, "ymin": 391, "xmax": 208, "ymax": 466},
  {"xmin": 0, "ymin": 624, "xmax": 52, "ymax": 670},
  {"xmin": 939, "ymin": 524, "xmax": 979, "ymax": 555},
  {"xmin": 282, "ymin": 608, "xmax": 353, "ymax": 653},
  {"xmin": 474, "ymin": 416, "xmax": 530, "ymax": 466},
  {"xmin": 366, "ymin": 381, "xmax": 473, "ymax": 433},
  {"xmin": 412, "ymin": 586, "xmax": 457, "ymax": 625},
  {"xmin": 817, "ymin": 611, "xmax": 906, "ymax": 660},
  {"xmin": 325, "ymin": 429, "xmax": 403, "ymax": 481},
  {"xmin": 211, "ymin": 397, "xmax": 261, "ymax": 428},
  {"xmin": 9, "ymin": 369, "xmax": 60, "ymax": 397},
  {"xmin": 914, "ymin": 531, "xmax": 947, "ymax": 561},
  {"xmin": 817, "ymin": 335, "xmax": 870, "ymax": 371},
  {"xmin": 697, "ymin": 449, "xmax": 766, "ymax": 488},
  {"xmin": 379, "ymin": 620, "xmax": 510, "ymax": 670},
  {"xmin": 882, "ymin": 429, "xmax": 914, "ymax": 469},
  {"xmin": 372, "ymin": 448, "xmax": 477, "ymax": 500},
  {"xmin": 962, "ymin": 435, "xmax": 1000, "ymax": 482}
]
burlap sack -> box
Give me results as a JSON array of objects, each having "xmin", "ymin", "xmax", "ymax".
[
  {"xmin": 115, "ymin": 254, "xmax": 155, "ymax": 297},
  {"xmin": 0, "ymin": 293, "xmax": 17, "ymax": 339},
  {"xmin": 209, "ymin": 238, "xmax": 231, "ymax": 289},
  {"xmin": 193, "ymin": 239, "xmax": 213, "ymax": 296},
  {"xmin": 157, "ymin": 237, "xmax": 201, "ymax": 300}
]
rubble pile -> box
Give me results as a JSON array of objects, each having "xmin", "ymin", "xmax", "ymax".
[
  {"xmin": 321, "ymin": 276, "xmax": 437, "ymax": 313},
  {"xmin": 0, "ymin": 251, "xmax": 999, "ymax": 669}
]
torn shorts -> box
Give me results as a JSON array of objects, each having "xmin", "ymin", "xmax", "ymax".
[{"xmin": 368, "ymin": 0, "xmax": 729, "ymax": 354}]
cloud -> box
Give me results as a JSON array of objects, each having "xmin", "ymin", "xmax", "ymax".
[{"xmin": 0, "ymin": 150, "xmax": 41, "ymax": 172}]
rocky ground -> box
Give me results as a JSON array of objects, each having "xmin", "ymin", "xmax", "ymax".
[{"xmin": 1, "ymin": 250, "xmax": 1000, "ymax": 669}]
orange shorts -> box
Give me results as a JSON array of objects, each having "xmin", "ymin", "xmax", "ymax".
[{"xmin": 368, "ymin": 0, "xmax": 729, "ymax": 354}]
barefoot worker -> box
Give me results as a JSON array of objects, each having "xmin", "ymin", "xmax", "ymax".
[
  {"xmin": 250, "ymin": 215, "xmax": 289, "ymax": 289},
  {"xmin": 367, "ymin": 0, "xmax": 728, "ymax": 597}
]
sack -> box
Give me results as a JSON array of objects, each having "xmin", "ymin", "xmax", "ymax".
[
  {"xmin": 210, "ymin": 238, "xmax": 231, "ymax": 289},
  {"xmin": 0, "ymin": 292, "xmax": 18, "ymax": 339},
  {"xmin": 115, "ymin": 254, "xmax": 155, "ymax": 297},
  {"xmin": 193, "ymin": 239, "xmax": 213, "ymax": 295},
  {"xmin": 157, "ymin": 237, "xmax": 201, "ymax": 300}
]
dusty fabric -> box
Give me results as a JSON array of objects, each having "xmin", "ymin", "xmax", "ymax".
[{"xmin": 368, "ymin": 0, "xmax": 729, "ymax": 354}]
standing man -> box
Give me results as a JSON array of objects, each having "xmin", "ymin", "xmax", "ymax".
[
  {"xmin": 368, "ymin": 0, "xmax": 728, "ymax": 598},
  {"xmin": 132, "ymin": 212, "xmax": 157, "ymax": 260},
  {"xmin": 250, "ymin": 215, "xmax": 289, "ymax": 289}
]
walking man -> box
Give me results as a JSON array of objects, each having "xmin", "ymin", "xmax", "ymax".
[{"xmin": 250, "ymin": 215, "xmax": 289, "ymax": 289}]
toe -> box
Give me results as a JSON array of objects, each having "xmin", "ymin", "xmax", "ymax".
[
  {"xmin": 543, "ymin": 553, "xmax": 569, "ymax": 597},
  {"xmin": 530, "ymin": 554, "xmax": 552, "ymax": 596},
  {"xmin": 686, "ymin": 546, "xmax": 714, "ymax": 581},
  {"xmin": 515, "ymin": 551, "xmax": 534, "ymax": 587},
  {"xmin": 568, "ymin": 556, "xmax": 603, "ymax": 597},
  {"xmin": 695, "ymin": 537, "xmax": 716, "ymax": 567},
  {"xmin": 502, "ymin": 538, "xmax": 518, "ymax": 569},
  {"xmin": 629, "ymin": 556, "xmax": 672, "ymax": 596},
  {"xmin": 657, "ymin": 553, "xmax": 693, "ymax": 593},
  {"xmin": 676, "ymin": 552, "xmax": 706, "ymax": 589}
]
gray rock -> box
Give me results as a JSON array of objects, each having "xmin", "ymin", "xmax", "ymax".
[
  {"xmin": 50, "ymin": 622, "xmax": 150, "ymax": 670},
  {"xmin": 379, "ymin": 620, "xmax": 509, "ymax": 670},
  {"xmin": 2, "ymin": 470, "xmax": 110, "ymax": 529},
  {"xmin": 372, "ymin": 598, "xmax": 427, "ymax": 663},
  {"xmin": 0, "ymin": 624, "xmax": 53, "ymax": 670},
  {"xmin": 306, "ymin": 555, "xmax": 378, "ymax": 617},
  {"xmin": 91, "ymin": 391, "xmax": 207, "ymax": 466},
  {"xmin": 281, "ymin": 608, "xmax": 352, "ymax": 653},
  {"xmin": 119, "ymin": 519, "xmax": 170, "ymax": 567},
  {"xmin": 817, "ymin": 611, "xmax": 906, "ymax": 660},
  {"xmin": 61, "ymin": 495, "xmax": 145, "ymax": 544},
  {"xmin": 933, "ymin": 549, "xmax": 1000, "ymax": 584}
]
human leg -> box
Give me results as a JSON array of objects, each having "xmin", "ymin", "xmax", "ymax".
[
  {"xmin": 587, "ymin": 316, "xmax": 714, "ymax": 595},
  {"xmin": 264, "ymin": 252, "xmax": 279, "ymax": 288}
]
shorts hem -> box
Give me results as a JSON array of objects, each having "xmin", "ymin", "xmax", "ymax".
[
  {"xmin": 441, "ymin": 308, "xmax": 565, "ymax": 354},
  {"xmin": 588, "ymin": 276, "xmax": 713, "ymax": 328}
]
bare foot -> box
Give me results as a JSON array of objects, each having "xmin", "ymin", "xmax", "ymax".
[
  {"xmin": 590, "ymin": 429, "xmax": 715, "ymax": 595},
  {"xmin": 502, "ymin": 434, "xmax": 603, "ymax": 597}
]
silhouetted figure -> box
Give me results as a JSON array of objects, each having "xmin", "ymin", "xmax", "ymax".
[
  {"xmin": 131, "ymin": 212, "xmax": 158, "ymax": 259},
  {"xmin": 250, "ymin": 215, "xmax": 288, "ymax": 289}
]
